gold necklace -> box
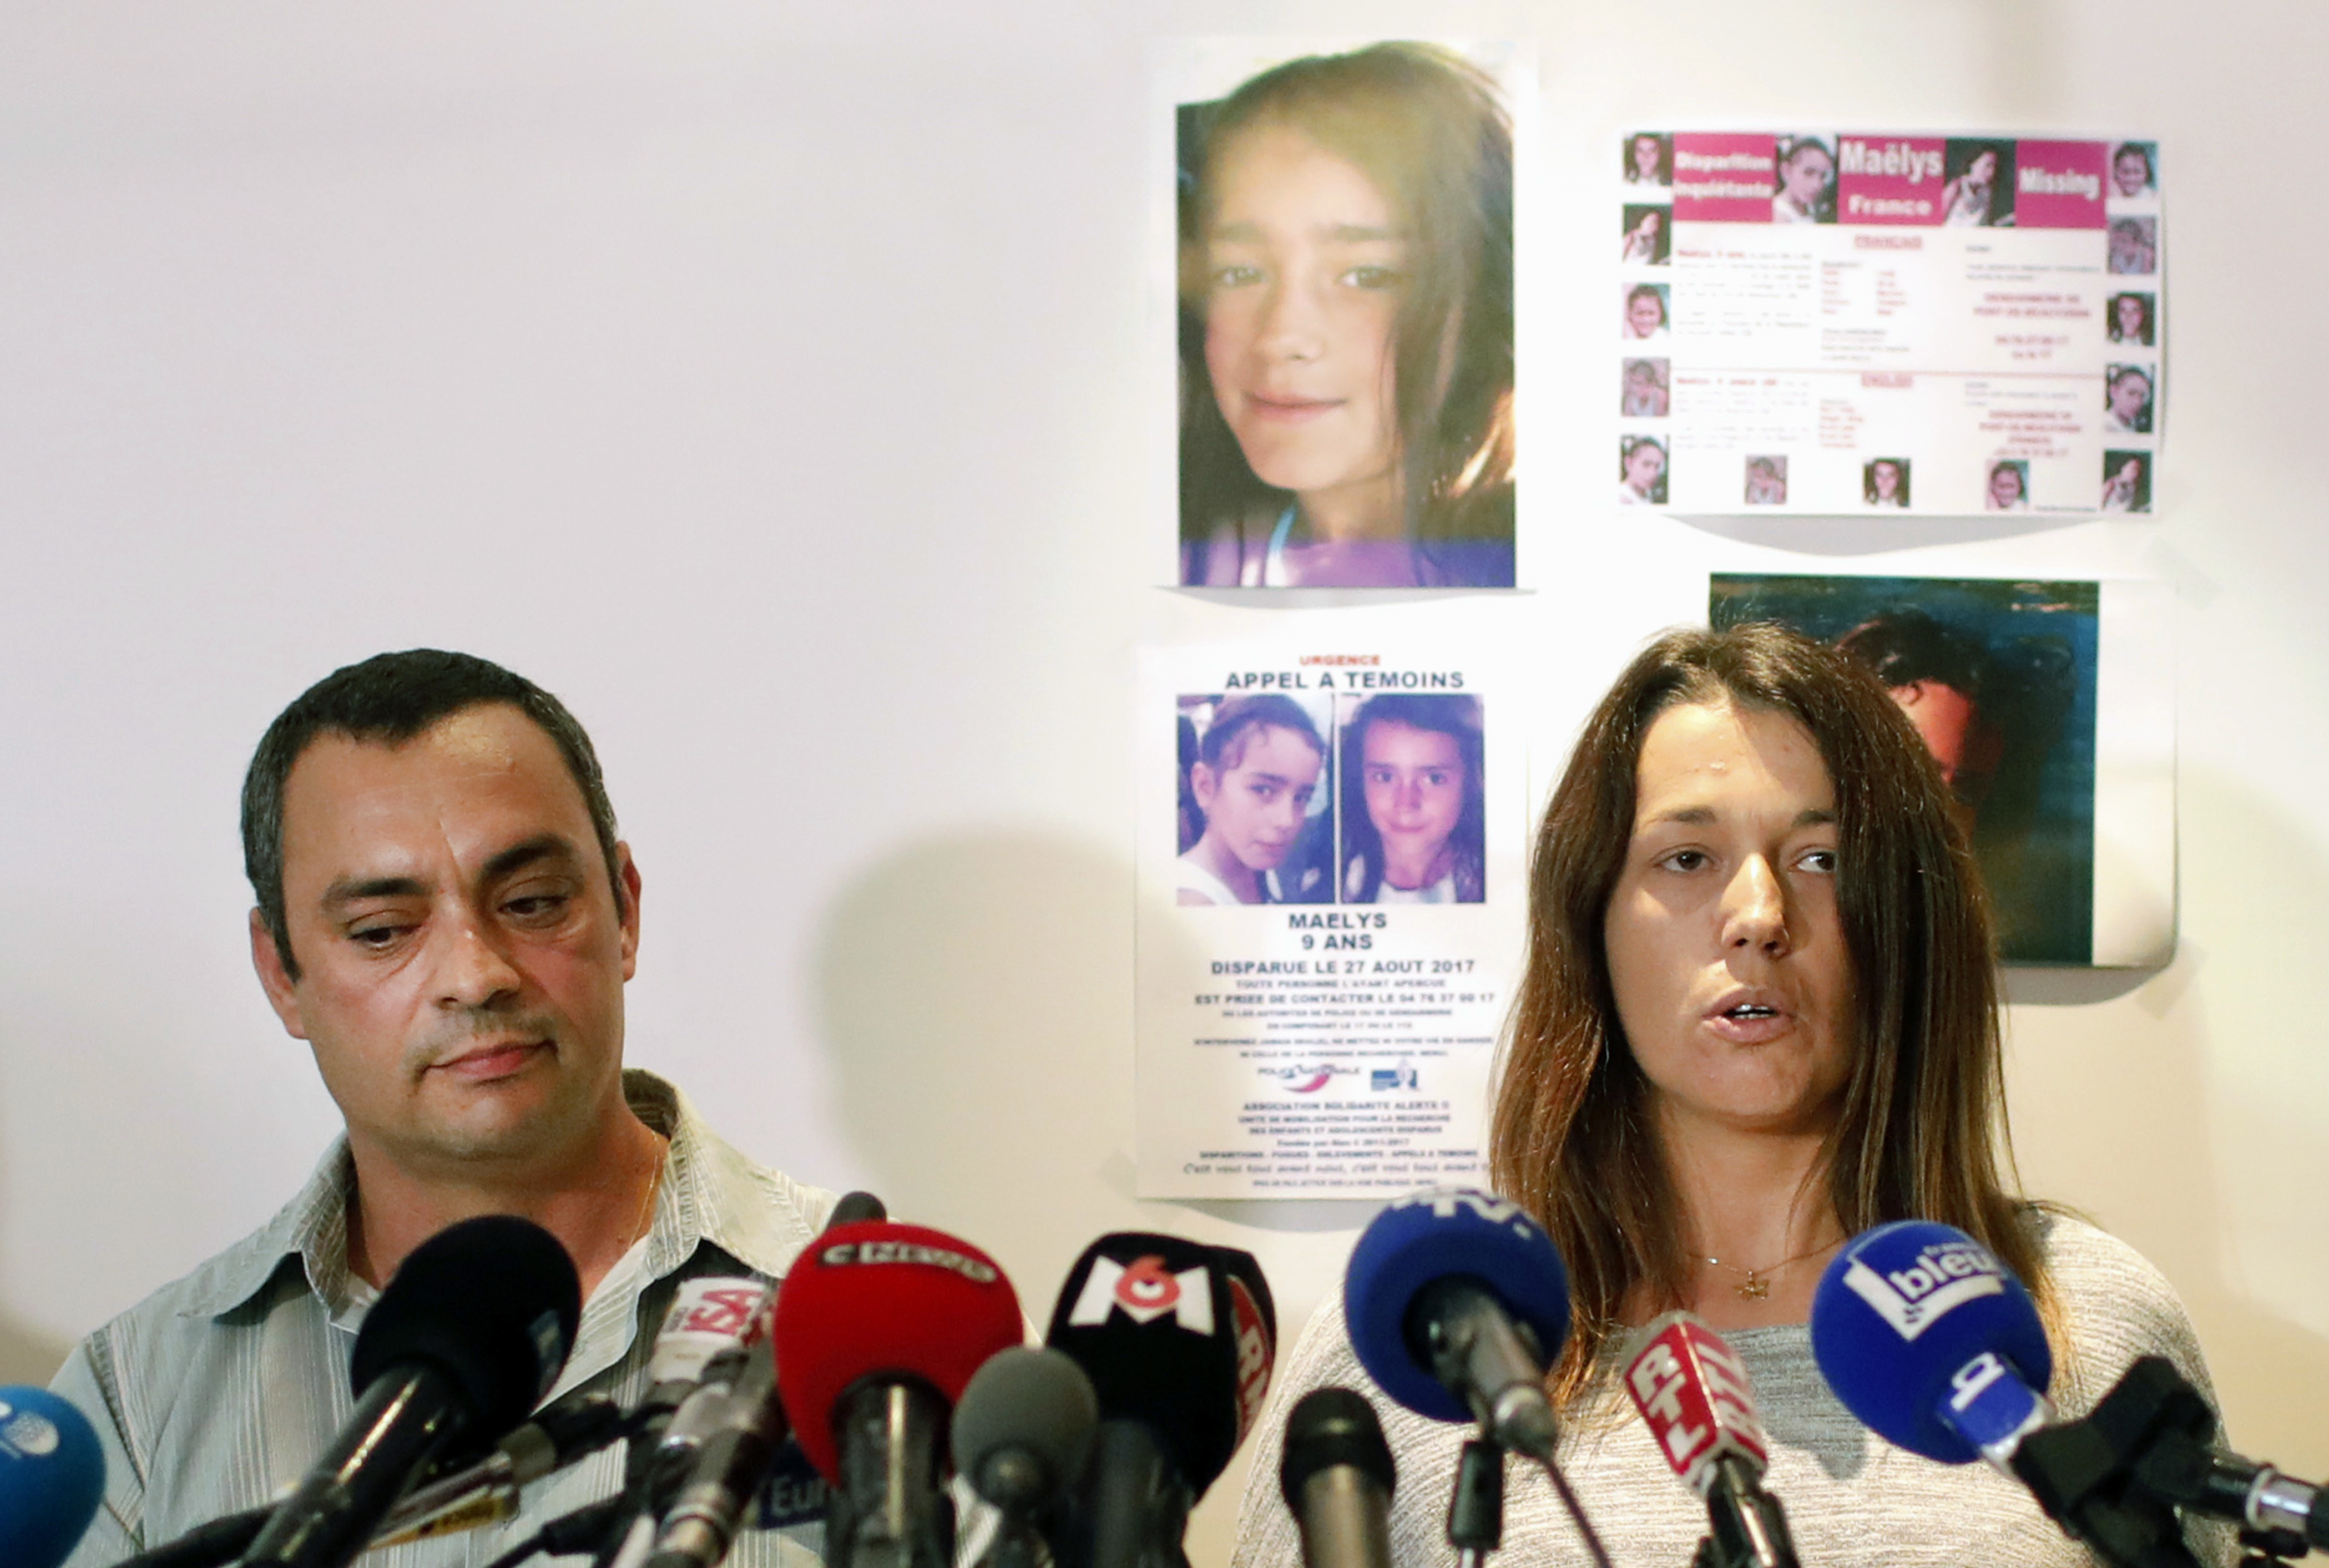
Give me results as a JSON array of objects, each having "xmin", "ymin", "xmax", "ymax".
[{"xmin": 1701, "ymin": 1238, "xmax": 1837, "ymax": 1301}]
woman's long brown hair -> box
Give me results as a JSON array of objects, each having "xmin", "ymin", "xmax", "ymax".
[{"xmin": 1488, "ymin": 624, "xmax": 2045, "ymax": 1405}]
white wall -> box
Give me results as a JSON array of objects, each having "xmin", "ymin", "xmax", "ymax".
[{"xmin": 2, "ymin": 3, "xmax": 2323, "ymax": 1564}]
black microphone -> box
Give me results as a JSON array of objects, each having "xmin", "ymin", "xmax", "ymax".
[
  {"xmin": 1279, "ymin": 1389, "xmax": 1395, "ymax": 1568},
  {"xmin": 953, "ymin": 1347, "xmax": 1100, "ymax": 1568},
  {"xmin": 240, "ymin": 1215, "xmax": 582, "ymax": 1568},
  {"xmin": 1045, "ymin": 1234, "xmax": 1279, "ymax": 1568}
]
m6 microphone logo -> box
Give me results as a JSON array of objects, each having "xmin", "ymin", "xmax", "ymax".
[
  {"xmin": 1067, "ymin": 1254, "xmax": 1215, "ymax": 1332},
  {"xmin": 1841, "ymin": 1238, "xmax": 2007, "ymax": 1340},
  {"xmin": 0, "ymin": 1400, "xmax": 60, "ymax": 1460}
]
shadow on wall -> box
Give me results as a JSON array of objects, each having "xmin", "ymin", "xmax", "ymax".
[
  {"xmin": 2005, "ymin": 764, "xmax": 2329, "ymax": 1474},
  {"xmin": 0, "ymin": 1093, "xmax": 70, "ymax": 1383},
  {"xmin": 809, "ymin": 829, "xmax": 1156, "ymax": 1298}
]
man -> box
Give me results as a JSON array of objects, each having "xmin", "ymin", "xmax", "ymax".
[{"xmin": 53, "ymin": 650, "xmax": 837, "ymax": 1566}]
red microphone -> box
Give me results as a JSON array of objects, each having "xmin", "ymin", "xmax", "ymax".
[
  {"xmin": 773, "ymin": 1221, "xmax": 1025, "ymax": 1568},
  {"xmin": 1622, "ymin": 1312, "xmax": 1797, "ymax": 1568}
]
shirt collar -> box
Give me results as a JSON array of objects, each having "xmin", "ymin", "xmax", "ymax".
[{"xmin": 176, "ymin": 1068, "xmax": 801, "ymax": 1319}]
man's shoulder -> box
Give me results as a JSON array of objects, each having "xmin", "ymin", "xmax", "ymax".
[{"xmin": 651, "ymin": 1073, "xmax": 841, "ymax": 1280}]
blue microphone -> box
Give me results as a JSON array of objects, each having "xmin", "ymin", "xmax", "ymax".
[
  {"xmin": 1808, "ymin": 1221, "xmax": 2054, "ymax": 1466},
  {"xmin": 1342, "ymin": 1188, "xmax": 1570, "ymax": 1460},
  {"xmin": 0, "ymin": 1384, "xmax": 105, "ymax": 1568}
]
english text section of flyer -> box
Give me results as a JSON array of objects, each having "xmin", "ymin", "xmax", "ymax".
[
  {"xmin": 1136, "ymin": 641, "xmax": 1523, "ymax": 1199},
  {"xmin": 1615, "ymin": 131, "xmax": 2162, "ymax": 517}
]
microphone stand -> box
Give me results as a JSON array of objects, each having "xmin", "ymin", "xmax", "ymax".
[
  {"xmin": 2007, "ymin": 1357, "xmax": 2221, "ymax": 1568},
  {"xmin": 1445, "ymin": 1438, "xmax": 1502, "ymax": 1568}
]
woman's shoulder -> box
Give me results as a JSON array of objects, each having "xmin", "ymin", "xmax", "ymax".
[{"xmin": 2020, "ymin": 1205, "xmax": 2211, "ymax": 1413}]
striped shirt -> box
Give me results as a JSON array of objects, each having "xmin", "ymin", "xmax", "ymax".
[{"xmin": 52, "ymin": 1070, "xmax": 838, "ymax": 1568}]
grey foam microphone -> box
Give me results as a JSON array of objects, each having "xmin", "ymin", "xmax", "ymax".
[
  {"xmin": 954, "ymin": 1347, "xmax": 1099, "ymax": 1568},
  {"xmin": 1279, "ymin": 1389, "xmax": 1394, "ymax": 1568}
]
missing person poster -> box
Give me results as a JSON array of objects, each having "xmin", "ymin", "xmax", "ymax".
[
  {"xmin": 1709, "ymin": 573, "xmax": 2175, "ymax": 967},
  {"xmin": 1159, "ymin": 39, "xmax": 1530, "ymax": 589},
  {"xmin": 1136, "ymin": 640, "xmax": 1525, "ymax": 1198},
  {"xmin": 1618, "ymin": 133, "xmax": 2162, "ymax": 517}
]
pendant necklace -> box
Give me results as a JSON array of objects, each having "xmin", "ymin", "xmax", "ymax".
[{"xmin": 1702, "ymin": 1238, "xmax": 1837, "ymax": 1301}]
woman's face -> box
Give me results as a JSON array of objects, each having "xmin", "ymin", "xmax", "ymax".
[
  {"xmin": 2115, "ymin": 149, "xmax": 2149, "ymax": 196},
  {"xmin": 1204, "ymin": 124, "xmax": 1406, "ymax": 505},
  {"xmin": 2114, "ymin": 295, "xmax": 2145, "ymax": 338},
  {"xmin": 1969, "ymin": 149, "xmax": 1999, "ymax": 184},
  {"xmin": 1625, "ymin": 442, "xmax": 1665, "ymax": 494},
  {"xmin": 1871, "ymin": 461, "xmax": 1901, "ymax": 499},
  {"xmin": 1193, "ymin": 724, "xmax": 1321, "ymax": 874},
  {"xmin": 1361, "ymin": 719, "xmax": 1467, "ymax": 860},
  {"xmin": 1628, "ymin": 291, "xmax": 1664, "ymax": 337},
  {"xmin": 1988, "ymin": 464, "xmax": 2023, "ymax": 507},
  {"xmin": 2110, "ymin": 372, "xmax": 2150, "ymax": 423},
  {"xmin": 1604, "ymin": 700, "xmax": 1855, "ymax": 1137},
  {"xmin": 1632, "ymin": 136, "xmax": 1663, "ymax": 179},
  {"xmin": 1782, "ymin": 147, "xmax": 1831, "ymax": 208}
]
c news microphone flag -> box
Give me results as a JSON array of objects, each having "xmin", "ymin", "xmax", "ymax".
[
  {"xmin": 0, "ymin": 1385, "xmax": 104, "ymax": 1568},
  {"xmin": 1808, "ymin": 1220, "xmax": 2053, "ymax": 1464}
]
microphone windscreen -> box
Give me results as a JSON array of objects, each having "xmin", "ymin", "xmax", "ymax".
[
  {"xmin": 349, "ymin": 1215, "xmax": 583, "ymax": 1461},
  {"xmin": 1621, "ymin": 1312, "xmax": 1767, "ymax": 1496},
  {"xmin": 1279, "ymin": 1387, "xmax": 1394, "ymax": 1514},
  {"xmin": 773, "ymin": 1221, "xmax": 1024, "ymax": 1485},
  {"xmin": 646, "ymin": 1277, "xmax": 772, "ymax": 1387},
  {"xmin": 951, "ymin": 1347, "xmax": 1099, "ymax": 1506},
  {"xmin": 827, "ymin": 1191, "xmax": 887, "ymax": 1229},
  {"xmin": 0, "ymin": 1385, "xmax": 105, "ymax": 1568},
  {"xmin": 1343, "ymin": 1188, "xmax": 1570, "ymax": 1424},
  {"xmin": 1808, "ymin": 1220, "xmax": 2052, "ymax": 1463},
  {"xmin": 1045, "ymin": 1234, "xmax": 1275, "ymax": 1497}
]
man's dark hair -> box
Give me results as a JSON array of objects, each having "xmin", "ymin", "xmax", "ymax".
[{"xmin": 243, "ymin": 650, "xmax": 623, "ymax": 979}]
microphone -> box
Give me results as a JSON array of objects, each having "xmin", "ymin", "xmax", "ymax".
[
  {"xmin": 774, "ymin": 1220, "xmax": 1025, "ymax": 1568},
  {"xmin": 1342, "ymin": 1188, "xmax": 1568, "ymax": 1461},
  {"xmin": 1045, "ymin": 1234, "xmax": 1278, "ymax": 1568},
  {"xmin": 952, "ymin": 1347, "xmax": 1099, "ymax": 1568},
  {"xmin": 1621, "ymin": 1313, "xmax": 1797, "ymax": 1568},
  {"xmin": 827, "ymin": 1190, "xmax": 888, "ymax": 1228},
  {"xmin": 1278, "ymin": 1389, "xmax": 1393, "ymax": 1568},
  {"xmin": 636, "ymin": 1336, "xmax": 789, "ymax": 1568},
  {"xmin": 0, "ymin": 1385, "xmax": 104, "ymax": 1568},
  {"xmin": 241, "ymin": 1214, "xmax": 582, "ymax": 1568},
  {"xmin": 1809, "ymin": 1221, "xmax": 2196, "ymax": 1568}
]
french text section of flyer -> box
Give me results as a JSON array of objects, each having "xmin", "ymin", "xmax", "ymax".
[
  {"xmin": 1615, "ymin": 132, "xmax": 2162, "ymax": 517},
  {"xmin": 1136, "ymin": 643, "xmax": 1523, "ymax": 1198}
]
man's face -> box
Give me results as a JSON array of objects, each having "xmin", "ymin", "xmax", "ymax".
[{"xmin": 251, "ymin": 704, "xmax": 640, "ymax": 1178}]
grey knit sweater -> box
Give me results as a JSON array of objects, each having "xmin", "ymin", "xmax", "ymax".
[{"xmin": 1231, "ymin": 1212, "xmax": 2232, "ymax": 1568}]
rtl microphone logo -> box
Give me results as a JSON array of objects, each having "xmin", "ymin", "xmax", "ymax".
[
  {"xmin": 1068, "ymin": 1255, "xmax": 1214, "ymax": 1332},
  {"xmin": 0, "ymin": 1400, "xmax": 62, "ymax": 1460},
  {"xmin": 1229, "ymin": 1277, "xmax": 1272, "ymax": 1440},
  {"xmin": 673, "ymin": 1284, "xmax": 767, "ymax": 1341},
  {"xmin": 1840, "ymin": 1237, "xmax": 2007, "ymax": 1341},
  {"xmin": 1624, "ymin": 1316, "xmax": 1766, "ymax": 1495}
]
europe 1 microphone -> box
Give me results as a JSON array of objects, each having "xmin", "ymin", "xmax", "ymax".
[
  {"xmin": 1621, "ymin": 1312, "xmax": 1798, "ymax": 1568},
  {"xmin": 1279, "ymin": 1388, "xmax": 1394, "ymax": 1568},
  {"xmin": 240, "ymin": 1214, "xmax": 582, "ymax": 1568},
  {"xmin": 1044, "ymin": 1232, "xmax": 1278, "ymax": 1568},
  {"xmin": 774, "ymin": 1220, "xmax": 1027, "ymax": 1568}
]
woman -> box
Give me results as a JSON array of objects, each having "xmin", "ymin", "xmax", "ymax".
[
  {"xmin": 1942, "ymin": 144, "xmax": 2010, "ymax": 227},
  {"xmin": 1621, "ymin": 205, "xmax": 1669, "ymax": 265},
  {"xmin": 1179, "ymin": 44, "xmax": 1515, "ymax": 589},
  {"xmin": 1231, "ymin": 625, "xmax": 2225, "ymax": 1568},
  {"xmin": 1863, "ymin": 457, "xmax": 1909, "ymax": 507},
  {"xmin": 1619, "ymin": 358, "xmax": 1668, "ymax": 418},
  {"xmin": 1176, "ymin": 694, "xmax": 1327, "ymax": 906},
  {"xmin": 1624, "ymin": 131, "xmax": 1669, "ymax": 186},
  {"xmin": 1338, "ymin": 692, "xmax": 1486, "ymax": 903},
  {"xmin": 2103, "ymin": 452, "xmax": 2150, "ymax": 513},
  {"xmin": 2105, "ymin": 366, "xmax": 2154, "ymax": 433}
]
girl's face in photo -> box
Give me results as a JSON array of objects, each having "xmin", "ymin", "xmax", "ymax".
[
  {"xmin": 1628, "ymin": 291, "xmax": 1664, "ymax": 337},
  {"xmin": 1633, "ymin": 136, "xmax": 1663, "ymax": 179},
  {"xmin": 1989, "ymin": 464, "xmax": 2024, "ymax": 507},
  {"xmin": 2115, "ymin": 295, "xmax": 2145, "ymax": 338},
  {"xmin": 1204, "ymin": 123, "xmax": 1406, "ymax": 508},
  {"xmin": 1781, "ymin": 147, "xmax": 1831, "ymax": 208},
  {"xmin": 2110, "ymin": 373, "xmax": 2150, "ymax": 423},
  {"xmin": 2115, "ymin": 149, "xmax": 2150, "ymax": 196},
  {"xmin": 1871, "ymin": 461, "xmax": 1901, "ymax": 500},
  {"xmin": 1969, "ymin": 148, "xmax": 1999, "ymax": 184},
  {"xmin": 1361, "ymin": 719, "xmax": 1467, "ymax": 859},
  {"xmin": 1193, "ymin": 724, "xmax": 1322, "ymax": 873},
  {"xmin": 1625, "ymin": 442, "xmax": 1665, "ymax": 493}
]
